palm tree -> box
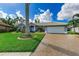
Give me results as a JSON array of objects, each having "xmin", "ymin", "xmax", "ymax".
[
  {"xmin": 35, "ymin": 18, "xmax": 40, "ymax": 23},
  {"xmin": 20, "ymin": 3, "xmax": 31, "ymax": 38},
  {"xmin": 72, "ymin": 14, "xmax": 79, "ymax": 32},
  {"xmin": 25, "ymin": 3, "xmax": 30, "ymax": 34}
]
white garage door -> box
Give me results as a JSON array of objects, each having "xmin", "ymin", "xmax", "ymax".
[{"xmin": 45, "ymin": 27, "xmax": 66, "ymax": 33}]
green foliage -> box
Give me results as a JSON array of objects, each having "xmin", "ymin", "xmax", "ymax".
[
  {"xmin": 1, "ymin": 17, "xmax": 16, "ymax": 27},
  {"xmin": 67, "ymin": 30, "xmax": 79, "ymax": 34},
  {"xmin": 67, "ymin": 31, "xmax": 76, "ymax": 34},
  {"xmin": 68, "ymin": 13, "xmax": 79, "ymax": 26},
  {"xmin": 35, "ymin": 18, "xmax": 40, "ymax": 23},
  {"xmin": 67, "ymin": 14, "xmax": 79, "ymax": 33},
  {"xmin": 67, "ymin": 20, "xmax": 73, "ymax": 26},
  {"xmin": 36, "ymin": 26, "xmax": 45, "ymax": 32},
  {"xmin": 0, "ymin": 15, "xmax": 20, "ymax": 32}
]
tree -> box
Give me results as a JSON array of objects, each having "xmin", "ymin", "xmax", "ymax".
[
  {"xmin": 25, "ymin": 3, "xmax": 30, "ymax": 33},
  {"xmin": 19, "ymin": 3, "xmax": 31, "ymax": 38},
  {"xmin": 35, "ymin": 18, "xmax": 40, "ymax": 23},
  {"xmin": 68, "ymin": 14, "xmax": 79, "ymax": 32},
  {"xmin": 0, "ymin": 15, "xmax": 20, "ymax": 31},
  {"xmin": 72, "ymin": 14, "xmax": 79, "ymax": 32}
]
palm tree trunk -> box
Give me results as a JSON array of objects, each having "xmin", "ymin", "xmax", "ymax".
[
  {"xmin": 25, "ymin": 3, "xmax": 30, "ymax": 34},
  {"xmin": 20, "ymin": 3, "xmax": 31, "ymax": 38},
  {"xmin": 73, "ymin": 20, "xmax": 76, "ymax": 32}
]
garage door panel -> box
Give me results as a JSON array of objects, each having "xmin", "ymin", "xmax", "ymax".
[{"xmin": 46, "ymin": 27, "xmax": 66, "ymax": 33}]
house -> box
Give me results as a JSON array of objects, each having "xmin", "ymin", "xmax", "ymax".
[
  {"xmin": 29, "ymin": 22, "xmax": 67, "ymax": 33},
  {"xmin": 29, "ymin": 22, "xmax": 36, "ymax": 32},
  {"xmin": 0, "ymin": 20, "xmax": 12, "ymax": 32},
  {"xmin": 69, "ymin": 26, "xmax": 79, "ymax": 33},
  {"xmin": 67, "ymin": 24, "xmax": 79, "ymax": 33}
]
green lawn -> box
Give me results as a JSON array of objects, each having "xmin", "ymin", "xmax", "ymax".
[{"xmin": 0, "ymin": 32, "xmax": 45, "ymax": 52}]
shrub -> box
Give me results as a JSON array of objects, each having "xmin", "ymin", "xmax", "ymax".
[{"xmin": 67, "ymin": 31, "xmax": 79, "ymax": 34}]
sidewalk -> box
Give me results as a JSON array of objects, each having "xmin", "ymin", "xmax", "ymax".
[{"xmin": 0, "ymin": 52, "xmax": 31, "ymax": 56}]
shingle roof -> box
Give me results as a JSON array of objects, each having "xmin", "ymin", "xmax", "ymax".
[
  {"xmin": 29, "ymin": 22, "xmax": 36, "ymax": 26},
  {"xmin": 35, "ymin": 22, "xmax": 67, "ymax": 26}
]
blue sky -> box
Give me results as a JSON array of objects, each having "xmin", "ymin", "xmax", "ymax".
[
  {"xmin": 0, "ymin": 3, "xmax": 25, "ymax": 16},
  {"xmin": 30, "ymin": 3, "xmax": 68, "ymax": 22},
  {"xmin": 0, "ymin": 3, "xmax": 68, "ymax": 23}
]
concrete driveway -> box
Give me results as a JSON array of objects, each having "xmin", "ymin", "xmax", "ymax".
[{"xmin": 31, "ymin": 34, "xmax": 79, "ymax": 56}]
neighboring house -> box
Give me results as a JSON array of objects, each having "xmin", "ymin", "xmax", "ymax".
[
  {"xmin": 74, "ymin": 27, "xmax": 79, "ymax": 33},
  {"xmin": 67, "ymin": 25, "xmax": 79, "ymax": 33},
  {"xmin": 29, "ymin": 22, "xmax": 67, "ymax": 33},
  {"xmin": 69, "ymin": 27, "xmax": 79, "ymax": 33},
  {"xmin": 0, "ymin": 20, "xmax": 12, "ymax": 32}
]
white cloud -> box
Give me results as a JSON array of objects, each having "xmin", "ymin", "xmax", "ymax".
[
  {"xmin": 34, "ymin": 9, "xmax": 53, "ymax": 23},
  {"xmin": 9, "ymin": 14, "xmax": 17, "ymax": 19},
  {"xmin": 34, "ymin": 14, "xmax": 39, "ymax": 20},
  {"xmin": 29, "ymin": 19, "xmax": 35, "ymax": 23},
  {"xmin": 57, "ymin": 3, "xmax": 79, "ymax": 20},
  {"xmin": 0, "ymin": 11, "xmax": 7, "ymax": 18},
  {"xmin": 0, "ymin": 10, "xmax": 25, "ymax": 21},
  {"xmin": 16, "ymin": 11, "xmax": 24, "ymax": 18},
  {"xmin": 38, "ymin": 8, "xmax": 45, "ymax": 12}
]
